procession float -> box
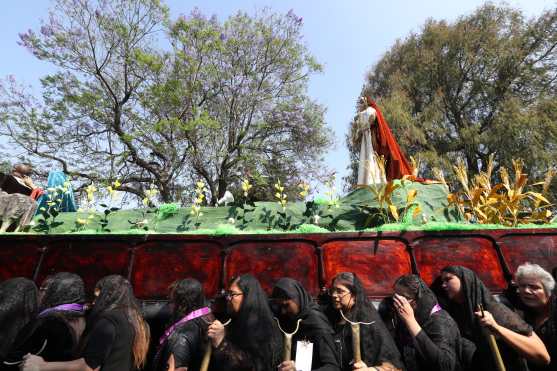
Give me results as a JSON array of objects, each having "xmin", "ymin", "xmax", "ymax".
[{"xmin": 1, "ymin": 98, "xmax": 556, "ymax": 360}]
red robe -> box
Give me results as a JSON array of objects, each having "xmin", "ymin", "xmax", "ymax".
[{"xmin": 366, "ymin": 97, "xmax": 413, "ymax": 181}]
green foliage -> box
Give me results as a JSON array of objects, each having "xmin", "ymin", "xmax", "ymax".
[
  {"xmin": 1, "ymin": 3, "xmax": 332, "ymax": 206},
  {"xmin": 157, "ymin": 203, "xmax": 180, "ymax": 220},
  {"xmin": 346, "ymin": 4, "xmax": 557, "ymax": 199},
  {"xmin": 98, "ymin": 203, "xmax": 120, "ymax": 233},
  {"xmin": 33, "ymin": 188, "xmax": 68, "ymax": 234}
]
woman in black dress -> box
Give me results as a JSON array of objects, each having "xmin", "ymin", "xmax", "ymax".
[
  {"xmin": 21, "ymin": 274, "xmax": 150, "ymax": 371},
  {"xmin": 510, "ymin": 263, "xmax": 557, "ymax": 371},
  {"xmin": 7, "ymin": 272, "xmax": 86, "ymax": 366},
  {"xmin": 207, "ymin": 274, "xmax": 281, "ymax": 371},
  {"xmin": 0, "ymin": 278, "xmax": 38, "ymax": 364},
  {"xmin": 391, "ymin": 274, "xmax": 466, "ymax": 371},
  {"xmin": 437, "ymin": 265, "xmax": 549, "ymax": 371},
  {"xmin": 270, "ymin": 278, "xmax": 340, "ymax": 371},
  {"xmin": 153, "ymin": 278, "xmax": 212, "ymax": 371},
  {"xmin": 325, "ymin": 272, "xmax": 403, "ymax": 371}
]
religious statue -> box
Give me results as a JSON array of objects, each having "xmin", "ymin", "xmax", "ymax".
[{"xmin": 353, "ymin": 96, "xmax": 413, "ymax": 187}]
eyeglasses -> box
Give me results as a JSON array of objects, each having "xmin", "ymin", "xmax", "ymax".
[
  {"xmin": 225, "ymin": 291, "xmax": 243, "ymax": 300},
  {"xmin": 328, "ymin": 288, "xmax": 351, "ymax": 298}
]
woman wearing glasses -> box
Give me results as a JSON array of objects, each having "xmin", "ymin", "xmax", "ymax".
[
  {"xmin": 325, "ymin": 272, "xmax": 402, "ymax": 371},
  {"xmin": 391, "ymin": 274, "xmax": 467, "ymax": 371},
  {"xmin": 511, "ymin": 263, "xmax": 556, "ymax": 371},
  {"xmin": 207, "ymin": 274, "xmax": 281, "ymax": 371},
  {"xmin": 436, "ymin": 265, "xmax": 549, "ymax": 371}
]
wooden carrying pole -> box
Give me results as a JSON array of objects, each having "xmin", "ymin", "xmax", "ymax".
[
  {"xmin": 339, "ymin": 310, "xmax": 375, "ymax": 364},
  {"xmin": 200, "ymin": 319, "xmax": 231, "ymax": 371},
  {"xmin": 478, "ymin": 304, "xmax": 506, "ymax": 371},
  {"xmin": 274, "ymin": 318, "xmax": 302, "ymax": 362}
]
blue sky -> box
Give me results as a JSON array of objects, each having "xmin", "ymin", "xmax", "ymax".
[{"xmin": 1, "ymin": 0, "xmax": 554, "ymax": 194}]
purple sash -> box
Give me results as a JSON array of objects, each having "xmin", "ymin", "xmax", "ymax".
[
  {"xmin": 38, "ymin": 303, "xmax": 85, "ymax": 317},
  {"xmin": 158, "ymin": 307, "xmax": 211, "ymax": 346},
  {"xmin": 430, "ymin": 303, "xmax": 442, "ymax": 315}
]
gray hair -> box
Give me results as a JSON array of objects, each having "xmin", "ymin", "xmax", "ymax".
[{"xmin": 515, "ymin": 262, "xmax": 555, "ymax": 295}]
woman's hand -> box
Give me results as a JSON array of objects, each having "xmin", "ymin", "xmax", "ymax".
[
  {"xmin": 474, "ymin": 310, "xmax": 499, "ymax": 331},
  {"xmin": 20, "ymin": 354, "xmax": 45, "ymax": 371},
  {"xmin": 393, "ymin": 294, "xmax": 422, "ymax": 336},
  {"xmin": 393, "ymin": 294, "xmax": 415, "ymax": 324},
  {"xmin": 207, "ymin": 320, "xmax": 225, "ymax": 348},
  {"xmin": 352, "ymin": 360, "xmax": 368, "ymax": 369},
  {"xmin": 277, "ymin": 360, "xmax": 296, "ymax": 371}
]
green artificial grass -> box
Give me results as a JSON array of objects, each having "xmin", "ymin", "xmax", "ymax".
[{"xmin": 2, "ymin": 182, "xmax": 556, "ymax": 235}]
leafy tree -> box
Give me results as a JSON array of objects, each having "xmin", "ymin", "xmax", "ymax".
[
  {"xmin": 142, "ymin": 9, "xmax": 332, "ymax": 203},
  {"xmin": 0, "ymin": 1, "xmax": 333, "ymax": 204},
  {"xmin": 1, "ymin": 0, "xmax": 169, "ymax": 200},
  {"xmin": 345, "ymin": 4, "xmax": 557, "ymax": 195}
]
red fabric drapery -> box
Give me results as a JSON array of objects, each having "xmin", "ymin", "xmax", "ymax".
[{"xmin": 366, "ymin": 96, "xmax": 413, "ymax": 181}]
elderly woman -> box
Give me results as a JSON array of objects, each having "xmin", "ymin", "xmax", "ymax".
[
  {"xmin": 438, "ymin": 265, "xmax": 549, "ymax": 371},
  {"xmin": 513, "ymin": 263, "xmax": 556, "ymax": 371}
]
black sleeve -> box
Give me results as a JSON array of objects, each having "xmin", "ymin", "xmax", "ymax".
[
  {"xmin": 311, "ymin": 333, "xmax": 341, "ymax": 371},
  {"xmin": 81, "ymin": 318, "xmax": 117, "ymax": 369},
  {"xmin": 168, "ymin": 326, "xmax": 201, "ymax": 368},
  {"xmin": 413, "ymin": 316, "xmax": 457, "ymax": 370},
  {"xmin": 5, "ymin": 318, "xmax": 75, "ymax": 365},
  {"xmin": 211, "ymin": 339, "xmax": 255, "ymax": 371},
  {"xmin": 362, "ymin": 319, "xmax": 404, "ymax": 369},
  {"xmin": 33, "ymin": 319, "xmax": 75, "ymax": 362}
]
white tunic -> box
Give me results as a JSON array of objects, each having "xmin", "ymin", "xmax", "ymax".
[{"xmin": 356, "ymin": 106, "xmax": 386, "ymax": 186}]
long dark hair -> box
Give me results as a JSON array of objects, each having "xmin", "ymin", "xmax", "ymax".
[
  {"xmin": 227, "ymin": 274, "xmax": 281, "ymax": 371},
  {"xmin": 331, "ymin": 272, "xmax": 375, "ymax": 323},
  {"xmin": 168, "ymin": 278, "xmax": 207, "ymax": 322},
  {"xmin": 40, "ymin": 272, "xmax": 85, "ymax": 314},
  {"xmin": 0, "ymin": 278, "xmax": 38, "ymax": 358},
  {"xmin": 89, "ymin": 275, "xmax": 150, "ymax": 369}
]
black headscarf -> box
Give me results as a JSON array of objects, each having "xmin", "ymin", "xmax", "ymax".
[
  {"xmin": 272, "ymin": 277, "xmax": 334, "ymax": 338},
  {"xmin": 39, "ymin": 272, "xmax": 85, "ymax": 313},
  {"xmin": 0, "ymin": 278, "xmax": 38, "ymax": 359},
  {"xmin": 329, "ymin": 272, "xmax": 403, "ymax": 370},
  {"xmin": 440, "ymin": 266, "xmax": 531, "ymax": 342},
  {"xmin": 226, "ymin": 274, "xmax": 281, "ymax": 371},
  {"xmin": 395, "ymin": 274, "xmax": 439, "ymax": 326}
]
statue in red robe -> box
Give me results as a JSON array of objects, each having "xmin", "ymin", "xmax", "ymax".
[{"xmin": 354, "ymin": 96, "xmax": 413, "ymax": 185}]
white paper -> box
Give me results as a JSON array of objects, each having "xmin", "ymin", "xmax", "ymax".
[{"xmin": 295, "ymin": 340, "xmax": 313, "ymax": 371}]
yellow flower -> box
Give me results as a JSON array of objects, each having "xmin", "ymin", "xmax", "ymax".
[
  {"xmin": 112, "ymin": 180, "xmax": 121, "ymax": 188},
  {"xmin": 298, "ymin": 182, "xmax": 310, "ymax": 199},
  {"xmin": 196, "ymin": 181, "xmax": 205, "ymax": 189},
  {"xmin": 76, "ymin": 218, "xmax": 88, "ymax": 225},
  {"xmin": 86, "ymin": 184, "xmax": 97, "ymax": 201}
]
